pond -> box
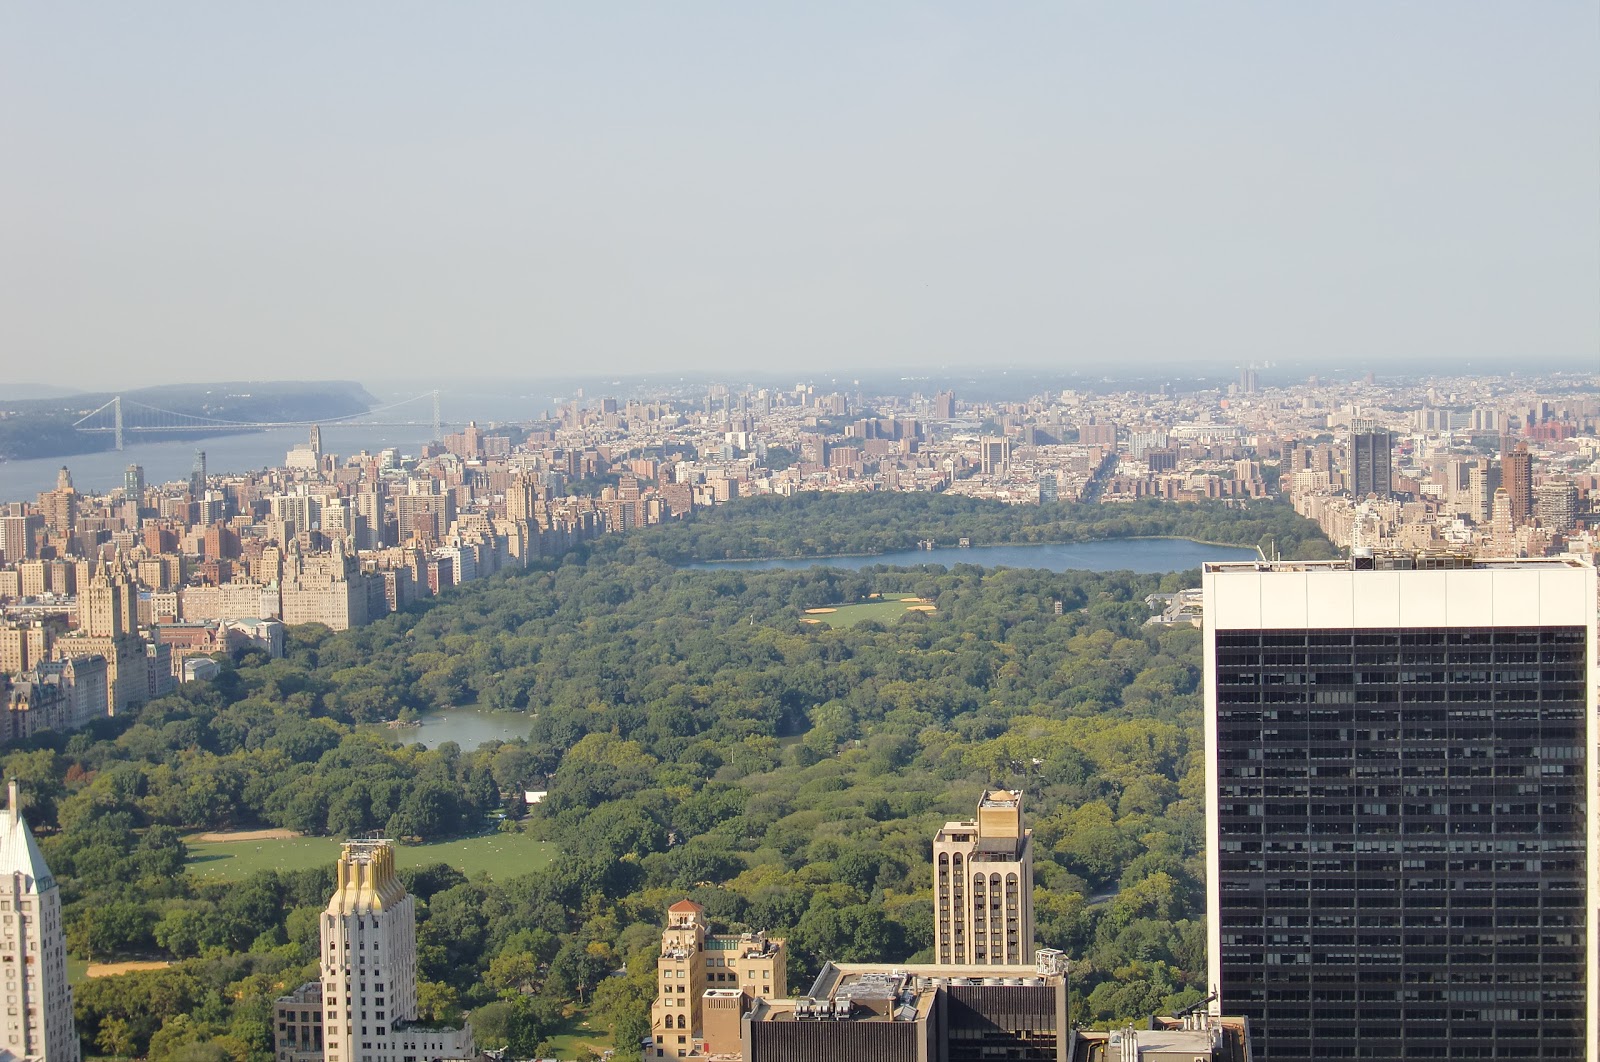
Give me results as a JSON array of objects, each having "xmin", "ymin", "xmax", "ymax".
[
  {"xmin": 688, "ymin": 537, "xmax": 1257, "ymax": 573},
  {"xmin": 373, "ymin": 705, "xmax": 532, "ymax": 750}
]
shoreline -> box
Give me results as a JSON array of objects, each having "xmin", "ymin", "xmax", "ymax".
[{"xmin": 687, "ymin": 534, "xmax": 1259, "ymax": 565}]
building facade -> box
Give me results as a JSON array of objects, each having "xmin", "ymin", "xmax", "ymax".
[
  {"xmin": 933, "ymin": 790, "xmax": 1035, "ymax": 967},
  {"xmin": 319, "ymin": 841, "xmax": 473, "ymax": 1062},
  {"xmin": 1203, "ymin": 556, "xmax": 1598, "ymax": 1061},
  {"xmin": 744, "ymin": 956, "xmax": 1070, "ymax": 1062},
  {"xmin": 0, "ymin": 780, "xmax": 80, "ymax": 1062},
  {"xmin": 649, "ymin": 900, "xmax": 787, "ymax": 1060},
  {"xmin": 1348, "ymin": 429, "xmax": 1394, "ymax": 498}
]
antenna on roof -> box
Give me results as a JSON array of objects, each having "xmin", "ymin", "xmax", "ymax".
[{"xmin": 1255, "ymin": 536, "xmax": 1279, "ymax": 563}]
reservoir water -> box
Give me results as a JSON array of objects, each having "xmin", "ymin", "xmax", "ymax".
[
  {"xmin": 372, "ymin": 706, "xmax": 533, "ymax": 751},
  {"xmin": 689, "ymin": 538, "xmax": 1257, "ymax": 573}
]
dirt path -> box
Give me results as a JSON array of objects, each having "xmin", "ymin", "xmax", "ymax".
[
  {"xmin": 87, "ymin": 961, "xmax": 171, "ymax": 977},
  {"xmin": 188, "ymin": 828, "xmax": 303, "ymax": 843}
]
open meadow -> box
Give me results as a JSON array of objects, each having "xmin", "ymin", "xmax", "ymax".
[
  {"xmin": 185, "ymin": 829, "xmax": 557, "ymax": 882},
  {"xmin": 802, "ymin": 594, "xmax": 936, "ymax": 627}
]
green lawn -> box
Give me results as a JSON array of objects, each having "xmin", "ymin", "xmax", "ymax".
[
  {"xmin": 185, "ymin": 829, "xmax": 557, "ymax": 882},
  {"xmin": 540, "ymin": 1005, "xmax": 616, "ymax": 1060},
  {"xmin": 802, "ymin": 595, "xmax": 935, "ymax": 628}
]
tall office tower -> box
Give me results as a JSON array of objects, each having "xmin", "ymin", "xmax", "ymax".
[
  {"xmin": 979, "ymin": 437, "xmax": 1010, "ymax": 476},
  {"xmin": 122, "ymin": 465, "xmax": 145, "ymax": 506},
  {"xmin": 647, "ymin": 900, "xmax": 786, "ymax": 1060},
  {"xmin": 933, "ymin": 790, "xmax": 1035, "ymax": 966},
  {"xmin": 1203, "ymin": 556, "xmax": 1598, "ymax": 1062},
  {"xmin": 1537, "ymin": 481, "xmax": 1580, "ymax": 535},
  {"xmin": 0, "ymin": 516, "xmax": 34, "ymax": 565},
  {"xmin": 1347, "ymin": 427, "xmax": 1394, "ymax": 498},
  {"xmin": 1466, "ymin": 458, "xmax": 1499, "ymax": 524},
  {"xmin": 190, "ymin": 450, "xmax": 207, "ymax": 499},
  {"xmin": 0, "ymin": 780, "xmax": 80, "ymax": 1062},
  {"xmin": 320, "ymin": 840, "xmax": 473, "ymax": 1062},
  {"xmin": 1502, "ymin": 442, "xmax": 1533, "ymax": 524}
]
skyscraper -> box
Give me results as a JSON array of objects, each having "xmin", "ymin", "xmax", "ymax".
[
  {"xmin": 122, "ymin": 465, "xmax": 145, "ymax": 506},
  {"xmin": 933, "ymin": 790, "xmax": 1034, "ymax": 966},
  {"xmin": 320, "ymin": 840, "xmax": 473, "ymax": 1062},
  {"xmin": 0, "ymin": 780, "xmax": 80, "ymax": 1062},
  {"xmin": 979, "ymin": 438, "xmax": 1010, "ymax": 476},
  {"xmin": 1203, "ymin": 555, "xmax": 1597, "ymax": 1062},
  {"xmin": 190, "ymin": 450, "xmax": 207, "ymax": 499},
  {"xmin": 1348, "ymin": 427, "xmax": 1393, "ymax": 498},
  {"xmin": 1502, "ymin": 442, "xmax": 1533, "ymax": 525},
  {"xmin": 1537, "ymin": 480, "xmax": 1579, "ymax": 535}
]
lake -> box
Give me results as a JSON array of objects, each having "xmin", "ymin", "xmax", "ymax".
[
  {"xmin": 373, "ymin": 706, "xmax": 533, "ymax": 750},
  {"xmin": 689, "ymin": 538, "xmax": 1257, "ymax": 573}
]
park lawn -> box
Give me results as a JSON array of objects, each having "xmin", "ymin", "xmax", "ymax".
[
  {"xmin": 540, "ymin": 1005, "xmax": 616, "ymax": 1060},
  {"xmin": 803, "ymin": 596, "xmax": 935, "ymax": 628},
  {"xmin": 185, "ymin": 829, "xmax": 557, "ymax": 882}
]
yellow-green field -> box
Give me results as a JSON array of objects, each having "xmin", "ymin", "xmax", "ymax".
[
  {"xmin": 185, "ymin": 830, "xmax": 557, "ymax": 882},
  {"xmin": 801, "ymin": 595, "xmax": 936, "ymax": 628}
]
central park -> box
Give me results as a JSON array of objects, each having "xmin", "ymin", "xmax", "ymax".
[{"xmin": 11, "ymin": 494, "xmax": 1336, "ymax": 1061}]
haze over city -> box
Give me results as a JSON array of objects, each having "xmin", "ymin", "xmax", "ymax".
[
  {"xmin": 4, "ymin": 2, "xmax": 1597, "ymax": 387},
  {"xmin": 4, "ymin": 7, "xmax": 1600, "ymax": 1062}
]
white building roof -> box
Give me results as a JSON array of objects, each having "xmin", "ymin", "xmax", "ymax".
[{"xmin": 0, "ymin": 780, "xmax": 56, "ymax": 893}]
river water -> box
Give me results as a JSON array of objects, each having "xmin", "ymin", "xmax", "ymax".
[
  {"xmin": 690, "ymin": 538, "xmax": 1256, "ymax": 573},
  {"xmin": 0, "ymin": 383, "xmax": 567, "ymax": 500}
]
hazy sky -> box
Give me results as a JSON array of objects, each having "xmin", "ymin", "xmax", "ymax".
[{"xmin": 3, "ymin": 3, "xmax": 1596, "ymax": 387}]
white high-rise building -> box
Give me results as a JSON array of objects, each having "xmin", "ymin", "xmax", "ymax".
[
  {"xmin": 0, "ymin": 781, "xmax": 79, "ymax": 1062},
  {"xmin": 320, "ymin": 841, "xmax": 472, "ymax": 1062},
  {"xmin": 933, "ymin": 789, "xmax": 1035, "ymax": 966}
]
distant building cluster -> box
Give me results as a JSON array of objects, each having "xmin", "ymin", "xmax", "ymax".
[{"xmin": 2, "ymin": 370, "xmax": 1597, "ymax": 742}]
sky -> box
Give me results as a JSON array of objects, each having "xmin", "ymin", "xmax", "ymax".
[{"xmin": 2, "ymin": 3, "xmax": 1597, "ymax": 388}]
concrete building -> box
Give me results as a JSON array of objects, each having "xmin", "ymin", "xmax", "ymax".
[
  {"xmin": 1536, "ymin": 480, "xmax": 1579, "ymax": 535},
  {"xmin": 979, "ymin": 438, "xmax": 1010, "ymax": 476},
  {"xmin": 1202, "ymin": 555, "xmax": 1598, "ymax": 1062},
  {"xmin": 649, "ymin": 900, "xmax": 787, "ymax": 1060},
  {"xmin": 743, "ymin": 955, "xmax": 1068, "ymax": 1062},
  {"xmin": 0, "ymin": 623, "xmax": 52, "ymax": 677},
  {"xmin": 933, "ymin": 790, "xmax": 1035, "ymax": 967},
  {"xmin": 1502, "ymin": 442, "xmax": 1533, "ymax": 524},
  {"xmin": 274, "ymin": 982, "xmax": 324, "ymax": 1062},
  {"xmin": 1067, "ymin": 1014, "xmax": 1251, "ymax": 1061},
  {"xmin": 0, "ymin": 781, "xmax": 79, "ymax": 1062},
  {"xmin": 319, "ymin": 840, "xmax": 473, "ymax": 1062}
]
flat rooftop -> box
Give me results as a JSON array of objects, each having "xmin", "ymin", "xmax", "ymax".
[{"xmin": 1204, "ymin": 554, "xmax": 1592, "ymax": 574}]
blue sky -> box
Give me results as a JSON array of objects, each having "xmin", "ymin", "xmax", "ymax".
[{"xmin": 3, "ymin": 3, "xmax": 1596, "ymax": 386}]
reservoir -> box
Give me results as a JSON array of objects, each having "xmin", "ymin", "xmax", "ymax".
[
  {"xmin": 374, "ymin": 706, "xmax": 532, "ymax": 751},
  {"xmin": 689, "ymin": 538, "xmax": 1257, "ymax": 573}
]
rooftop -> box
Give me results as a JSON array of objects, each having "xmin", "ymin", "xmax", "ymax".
[{"xmin": 1204, "ymin": 553, "xmax": 1592, "ymax": 574}]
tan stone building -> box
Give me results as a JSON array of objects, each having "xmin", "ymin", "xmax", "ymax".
[
  {"xmin": 932, "ymin": 790, "xmax": 1035, "ymax": 966},
  {"xmin": 649, "ymin": 900, "xmax": 786, "ymax": 1060}
]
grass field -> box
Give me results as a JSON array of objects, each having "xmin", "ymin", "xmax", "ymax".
[
  {"xmin": 802, "ymin": 595, "xmax": 935, "ymax": 628},
  {"xmin": 185, "ymin": 829, "xmax": 557, "ymax": 882},
  {"xmin": 540, "ymin": 1005, "xmax": 616, "ymax": 1060}
]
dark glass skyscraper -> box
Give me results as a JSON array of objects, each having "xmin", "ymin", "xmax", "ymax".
[
  {"xmin": 1203, "ymin": 557, "xmax": 1597, "ymax": 1062},
  {"xmin": 1349, "ymin": 429, "xmax": 1394, "ymax": 498}
]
